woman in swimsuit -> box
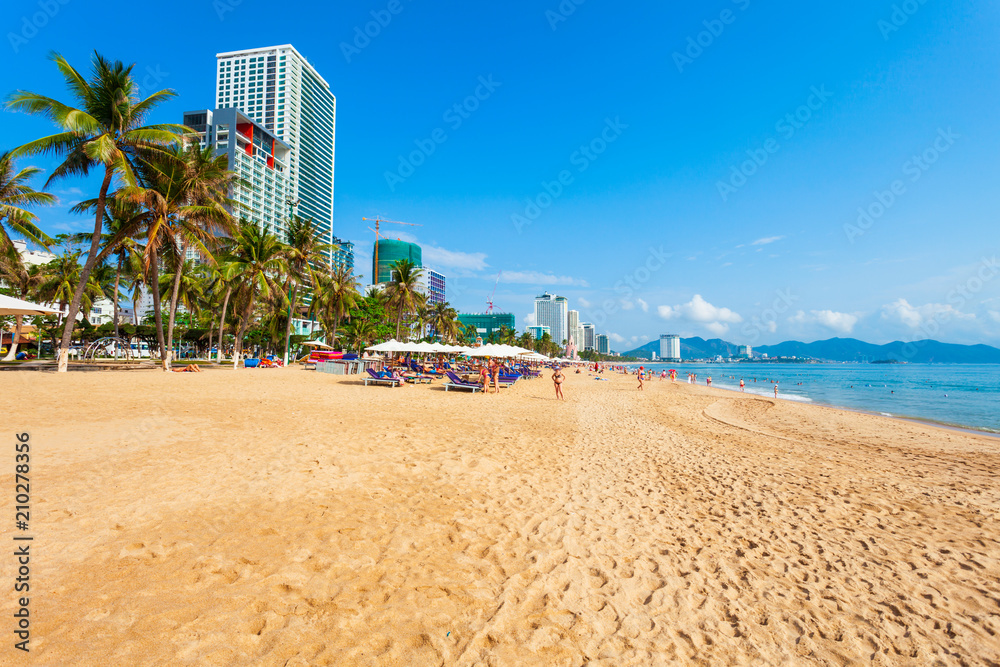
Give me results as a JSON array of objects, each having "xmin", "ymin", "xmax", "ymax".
[{"xmin": 552, "ymin": 365, "xmax": 565, "ymax": 400}]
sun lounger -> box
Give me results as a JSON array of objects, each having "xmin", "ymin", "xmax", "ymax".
[
  {"xmin": 364, "ymin": 368, "xmax": 401, "ymax": 387},
  {"xmin": 444, "ymin": 371, "xmax": 483, "ymax": 392}
]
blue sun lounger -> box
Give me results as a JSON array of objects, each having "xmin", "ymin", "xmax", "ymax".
[
  {"xmin": 364, "ymin": 368, "xmax": 401, "ymax": 387},
  {"xmin": 444, "ymin": 371, "xmax": 483, "ymax": 392}
]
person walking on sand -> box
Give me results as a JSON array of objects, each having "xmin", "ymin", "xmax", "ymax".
[
  {"xmin": 739, "ymin": 379, "xmax": 745, "ymax": 392},
  {"xmin": 774, "ymin": 383, "xmax": 779, "ymax": 398},
  {"xmin": 552, "ymin": 365, "xmax": 565, "ymax": 400},
  {"xmin": 637, "ymin": 366, "xmax": 645, "ymax": 391},
  {"xmin": 489, "ymin": 358, "xmax": 501, "ymax": 394}
]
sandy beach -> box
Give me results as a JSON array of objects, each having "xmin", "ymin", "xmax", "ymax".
[{"xmin": 3, "ymin": 367, "xmax": 1000, "ymax": 666}]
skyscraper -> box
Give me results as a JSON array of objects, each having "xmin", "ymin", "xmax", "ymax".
[
  {"xmin": 215, "ymin": 45, "xmax": 341, "ymax": 267},
  {"xmin": 582, "ymin": 323, "xmax": 596, "ymax": 351},
  {"xmin": 566, "ymin": 309, "xmax": 582, "ymax": 354},
  {"xmin": 418, "ymin": 269, "xmax": 446, "ymax": 306},
  {"xmin": 534, "ymin": 293, "xmax": 568, "ymax": 348}
]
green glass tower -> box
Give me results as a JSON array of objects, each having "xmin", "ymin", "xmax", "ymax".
[{"xmin": 373, "ymin": 239, "xmax": 422, "ymax": 284}]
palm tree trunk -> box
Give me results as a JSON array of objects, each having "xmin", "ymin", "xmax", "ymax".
[
  {"xmin": 331, "ymin": 313, "xmax": 342, "ymax": 351},
  {"xmin": 216, "ymin": 286, "xmax": 231, "ymax": 363},
  {"xmin": 149, "ymin": 245, "xmax": 168, "ymax": 371},
  {"xmin": 233, "ymin": 293, "xmax": 256, "ymax": 370},
  {"xmin": 56, "ymin": 167, "xmax": 114, "ymax": 372},
  {"xmin": 165, "ymin": 239, "xmax": 189, "ymax": 370},
  {"xmin": 112, "ymin": 257, "xmax": 122, "ymax": 360},
  {"xmin": 2, "ymin": 316, "xmax": 23, "ymax": 361},
  {"xmin": 395, "ymin": 306, "xmax": 404, "ymax": 340},
  {"xmin": 281, "ymin": 281, "xmax": 298, "ymax": 366}
]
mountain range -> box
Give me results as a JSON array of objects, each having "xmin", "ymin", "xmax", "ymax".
[{"xmin": 621, "ymin": 337, "xmax": 1000, "ymax": 364}]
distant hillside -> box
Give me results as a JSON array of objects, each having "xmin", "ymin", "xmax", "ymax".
[
  {"xmin": 756, "ymin": 338, "xmax": 1000, "ymax": 364},
  {"xmin": 622, "ymin": 336, "xmax": 1000, "ymax": 363}
]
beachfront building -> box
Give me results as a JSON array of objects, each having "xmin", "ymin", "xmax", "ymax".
[
  {"xmin": 660, "ymin": 334, "xmax": 681, "ymax": 362},
  {"xmin": 582, "ymin": 323, "xmax": 596, "ymax": 351},
  {"xmin": 527, "ymin": 325, "xmax": 551, "ymax": 340},
  {"xmin": 534, "ymin": 293, "xmax": 568, "ymax": 346},
  {"xmin": 331, "ymin": 236, "xmax": 355, "ymax": 274},
  {"xmin": 459, "ymin": 313, "xmax": 515, "ymax": 340},
  {"xmin": 215, "ymin": 45, "xmax": 338, "ymax": 267},
  {"xmin": 567, "ymin": 309, "xmax": 583, "ymax": 357},
  {"xmin": 737, "ymin": 344, "xmax": 753, "ymax": 359},
  {"xmin": 182, "ymin": 108, "xmax": 291, "ymax": 245},
  {"xmin": 417, "ymin": 269, "xmax": 446, "ymax": 306},
  {"xmin": 596, "ymin": 333, "xmax": 610, "ymax": 355},
  {"xmin": 372, "ymin": 239, "xmax": 422, "ymax": 285}
]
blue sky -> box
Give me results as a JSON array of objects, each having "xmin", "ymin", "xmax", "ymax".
[{"xmin": 4, "ymin": 0, "xmax": 1000, "ymax": 349}]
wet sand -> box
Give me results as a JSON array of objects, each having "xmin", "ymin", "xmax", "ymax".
[{"xmin": 3, "ymin": 367, "xmax": 999, "ymax": 665}]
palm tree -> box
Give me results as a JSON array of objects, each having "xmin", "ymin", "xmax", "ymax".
[
  {"xmin": 311, "ymin": 264, "xmax": 360, "ymax": 349},
  {"xmin": 202, "ymin": 259, "xmax": 239, "ymax": 363},
  {"xmin": 35, "ymin": 251, "xmax": 105, "ymax": 338},
  {"xmin": 7, "ymin": 51, "xmax": 187, "ymax": 371},
  {"xmin": 430, "ymin": 301, "xmax": 460, "ymax": 342},
  {"xmin": 224, "ymin": 221, "xmax": 288, "ymax": 369},
  {"xmin": 70, "ymin": 198, "xmax": 147, "ymax": 347},
  {"xmin": 158, "ymin": 258, "xmax": 204, "ymax": 358},
  {"xmin": 0, "ymin": 244, "xmax": 42, "ymax": 360},
  {"xmin": 115, "ymin": 143, "xmax": 237, "ymax": 369},
  {"xmin": 341, "ymin": 317, "xmax": 377, "ymax": 353},
  {"xmin": 281, "ymin": 215, "xmax": 332, "ymax": 365},
  {"xmin": 0, "ymin": 152, "xmax": 54, "ymax": 252},
  {"xmin": 383, "ymin": 259, "xmax": 425, "ymax": 341}
]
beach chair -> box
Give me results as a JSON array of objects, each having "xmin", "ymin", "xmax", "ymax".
[
  {"xmin": 364, "ymin": 368, "xmax": 402, "ymax": 387},
  {"xmin": 444, "ymin": 371, "xmax": 483, "ymax": 392}
]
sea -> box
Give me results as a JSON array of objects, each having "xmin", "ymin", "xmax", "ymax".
[{"xmin": 626, "ymin": 362, "xmax": 1000, "ymax": 435}]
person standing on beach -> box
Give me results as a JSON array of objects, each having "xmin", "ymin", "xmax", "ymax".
[
  {"xmin": 637, "ymin": 367, "xmax": 645, "ymax": 391},
  {"xmin": 774, "ymin": 383, "xmax": 779, "ymax": 398},
  {"xmin": 479, "ymin": 364, "xmax": 489, "ymax": 394},
  {"xmin": 740, "ymin": 379, "xmax": 745, "ymax": 392},
  {"xmin": 489, "ymin": 358, "xmax": 501, "ymax": 394},
  {"xmin": 552, "ymin": 365, "xmax": 565, "ymax": 400},
  {"xmin": 707, "ymin": 376, "xmax": 712, "ymax": 387}
]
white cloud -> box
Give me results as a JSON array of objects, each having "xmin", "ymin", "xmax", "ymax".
[
  {"xmin": 881, "ymin": 299, "xmax": 975, "ymax": 330},
  {"xmin": 990, "ymin": 310, "xmax": 1000, "ymax": 324},
  {"xmin": 658, "ymin": 295, "xmax": 742, "ymax": 337},
  {"xmin": 789, "ymin": 309, "xmax": 859, "ymax": 334},
  {"xmin": 752, "ymin": 235, "xmax": 785, "ymax": 246},
  {"xmin": 578, "ymin": 297, "xmax": 592, "ymax": 309},
  {"xmin": 422, "ymin": 246, "xmax": 488, "ymax": 271},
  {"xmin": 501, "ymin": 271, "xmax": 589, "ymax": 287},
  {"xmin": 609, "ymin": 333, "xmax": 626, "ymax": 343},
  {"xmin": 620, "ymin": 300, "xmax": 635, "ymax": 311},
  {"xmin": 524, "ymin": 313, "xmax": 536, "ymax": 326},
  {"xmin": 658, "ymin": 294, "xmax": 742, "ymax": 324},
  {"xmin": 636, "ymin": 298, "xmax": 649, "ymax": 313}
]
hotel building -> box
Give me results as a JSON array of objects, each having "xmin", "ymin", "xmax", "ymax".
[
  {"xmin": 534, "ymin": 293, "xmax": 568, "ymax": 347},
  {"xmin": 659, "ymin": 334, "xmax": 681, "ymax": 361},
  {"xmin": 214, "ymin": 45, "xmax": 343, "ymax": 268}
]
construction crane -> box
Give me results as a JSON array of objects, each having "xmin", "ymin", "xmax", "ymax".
[
  {"xmin": 486, "ymin": 271, "xmax": 502, "ymax": 313},
  {"xmin": 362, "ymin": 216, "xmax": 422, "ymax": 283}
]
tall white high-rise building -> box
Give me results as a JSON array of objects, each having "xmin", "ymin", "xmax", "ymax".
[
  {"xmin": 582, "ymin": 323, "xmax": 595, "ymax": 351},
  {"xmin": 534, "ymin": 293, "xmax": 568, "ymax": 347},
  {"xmin": 566, "ymin": 309, "xmax": 582, "ymax": 353},
  {"xmin": 215, "ymin": 45, "xmax": 339, "ymax": 266},
  {"xmin": 660, "ymin": 334, "xmax": 681, "ymax": 361}
]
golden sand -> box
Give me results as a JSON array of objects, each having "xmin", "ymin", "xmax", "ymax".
[{"xmin": 3, "ymin": 367, "xmax": 999, "ymax": 665}]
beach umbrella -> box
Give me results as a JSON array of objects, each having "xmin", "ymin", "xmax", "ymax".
[
  {"xmin": 367, "ymin": 339, "xmax": 405, "ymax": 353},
  {"xmin": 0, "ymin": 294, "xmax": 63, "ymax": 316},
  {"xmin": 301, "ymin": 340, "xmax": 333, "ymax": 349}
]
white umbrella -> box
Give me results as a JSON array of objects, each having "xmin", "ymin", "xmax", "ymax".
[
  {"xmin": 0, "ymin": 294, "xmax": 63, "ymax": 316},
  {"xmin": 301, "ymin": 340, "xmax": 333, "ymax": 349},
  {"xmin": 367, "ymin": 339, "xmax": 405, "ymax": 352}
]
